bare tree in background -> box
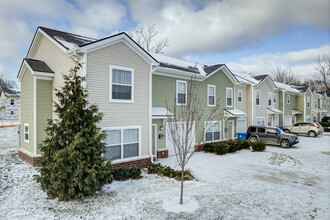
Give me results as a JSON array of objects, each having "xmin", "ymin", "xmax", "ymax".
[
  {"xmin": 166, "ymin": 75, "xmax": 220, "ymax": 204},
  {"xmin": 314, "ymin": 55, "xmax": 330, "ymax": 93},
  {"xmin": 272, "ymin": 65, "xmax": 299, "ymax": 85},
  {"xmin": 0, "ymin": 74, "xmax": 18, "ymax": 89},
  {"xmin": 128, "ymin": 23, "xmax": 169, "ymax": 53}
]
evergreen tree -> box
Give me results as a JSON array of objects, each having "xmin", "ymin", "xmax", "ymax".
[{"xmin": 37, "ymin": 62, "xmax": 113, "ymax": 200}]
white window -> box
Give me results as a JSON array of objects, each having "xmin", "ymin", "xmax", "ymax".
[
  {"xmin": 226, "ymin": 87, "xmax": 233, "ymax": 107},
  {"xmin": 205, "ymin": 121, "xmax": 221, "ymax": 142},
  {"xmin": 307, "ymin": 96, "xmax": 310, "ymax": 108},
  {"xmin": 256, "ymin": 90, "xmax": 260, "ymax": 106},
  {"xmin": 274, "ymin": 94, "xmax": 277, "ymax": 104},
  {"xmin": 176, "ymin": 80, "xmax": 187, "ymax": 105},
  {"xmin": 287, "ymin": 95, "xmax": 290, "ymax": 104},
  {"xmin": 110, "ymin": 66, "xmax": 134, "ymax": 102},
  {"xmin": 256, "ymin": 117, "xmax": 265, "ymax": 126},
  {"xmin": 11, "ymin": 99, "xmax": 14, "ymax": 105},
  {"xmin": 237, "ymin": 90, "xmax": 242, "ymax": 103},
  {"xmin": 103, "ymin": 127, "xmax": 140, "ymax": 160},
  {"xmin": 207, "ymin": 85, "xmax": 216, "ymax": 106},
  {"xmin": 268, "ymin": 92, "xmax": 272, "ymax": 106},
  {"xmin": 24, "ymin": 124, "xmax": 29, "ymax": 143}
]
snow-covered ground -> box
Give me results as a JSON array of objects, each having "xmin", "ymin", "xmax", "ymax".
[{"xmin": 1, "ymin": 127, "xmax": 329, "ymax": 219}]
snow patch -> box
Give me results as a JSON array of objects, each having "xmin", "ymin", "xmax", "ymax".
[{"xmin": 162, "ymin": 196, "xmax": 200, "ymax": 213}]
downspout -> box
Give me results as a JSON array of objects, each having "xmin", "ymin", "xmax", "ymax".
[
  {"xmin": 283, "ymin": 91, "xmax": 285, "ymax": 126},
  {"xmin": 149, "ymin": 65, "xmax": 159, "ymax": 163}
]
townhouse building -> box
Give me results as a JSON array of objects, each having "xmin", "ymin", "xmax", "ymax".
[{"xmin": 0, "ymin": 87, "xmax": 20, "ymax": 120}]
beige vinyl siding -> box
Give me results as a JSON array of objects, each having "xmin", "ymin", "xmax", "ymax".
[
  {"xmin": 87, "ymin": 42, "xmax": 150, "ymax": 156},
  {"xmin": 296, "ymin": 94, "xmax": 305, "ymax": 122},
  {"xmin": 33, "ymin": 36, "xmax": 76, "ymax": 120},
  {"xmin": 274, "ymin": 90, "xmax": 280, "ymax": 109},
  {"xmin": 246, "ymin": 85, "xmax": 253, "ymax": 126},
  {"xmin": 254, "ymin": 80, "xmax": 273, "ymax": 123},
  {"xmin": 235, "ymin": 85, "xmax": 247, "ymax": 112},
  {"xmin": 20, "ymin": 69, "xmax": 34, "ymax": 153},
  {"xmin": 36, "ymin": 80, "xmax": 52, "ymax": 155},
  {"xmin": 152, "ymin": 119, "xmax": 166, "ymax": 150}
]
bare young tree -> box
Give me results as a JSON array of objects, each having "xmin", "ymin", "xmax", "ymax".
[
  {"xmin": 272, "ymin": 65, "xmax": 298, "ymax": 85},
  {"xmin": 166, "ymin": 75, "xmax": 220, "ymax": 204},
  {"xmin": 314, "ymin": 55, "xmax": 330, "ymax": 93},
  {"xmin": 0, "ymin": 74, "xmax": 18, "ymax": 89},
  {"xmin": 128, "ymin": 23, "xmax": 169, "ymax": 53}
]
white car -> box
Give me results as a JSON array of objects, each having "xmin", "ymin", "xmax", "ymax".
[{"xmin": 283, "ymin": 122, "xmax": 323, "ymax": 137}]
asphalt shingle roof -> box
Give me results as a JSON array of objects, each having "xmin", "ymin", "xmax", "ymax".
[
  {"xmin": 204, "ymin": 64, "xmax": 224, "ymax": 75},
  {"xmin": 24, "ymin": 59, "xmax": 54, "ymax": 73}
]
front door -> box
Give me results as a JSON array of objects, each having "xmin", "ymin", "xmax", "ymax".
[{"xmin": 227, "ymin": 120, "xmax": 234, "ymax": 139}]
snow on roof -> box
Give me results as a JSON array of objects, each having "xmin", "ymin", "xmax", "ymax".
[
  {"xmin": 274, "ymin": 81, "xmax": 300, "ymax": 93},
  {"xmin": 233, "ymin": 73, "xmax": 259, "ymax": 85},
  {"xmin": 152, "ymin": 107, "xmax": 174, "ymax": 119},
  {"xmin": 224, "ymin": 108, "xmax": 247, "ymax": 116},
  {"xmin": 267, "ymin": 107, "xmax": 283, "ymax": 114}
]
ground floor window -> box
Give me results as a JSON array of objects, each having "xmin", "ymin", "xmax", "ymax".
[
  {"xmin": 205, "ymin": 121, "xmax": 221, "ymax": 142},
  {"xmin": 103, "ymin": 127, "xmax": 140, "ymax": 160},
  {"xmin": 24, "ymin": 124, "xmax": 29, "ymax": 143},
  {"xmin": 256, "ymin": 117, "xmax": 265, "ymax": 126}
]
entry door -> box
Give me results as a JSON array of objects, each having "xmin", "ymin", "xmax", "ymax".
[
  {"xmin": 166, "ymin": 122, "xmax": 195, "ymax": 156},
  {"xmin": 227, "ymin": 120, "xmax": 234, "ymax": 140},
  {"xmin": 268, "ymin": 116, "xmax": 273, "ymax": 126}
]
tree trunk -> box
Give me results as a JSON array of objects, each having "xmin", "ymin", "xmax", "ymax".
[{"xmin": 180, "ymin": 167, "xmax": 184, "ymax": 204}]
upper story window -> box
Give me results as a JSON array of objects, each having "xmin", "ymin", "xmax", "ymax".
[
  {"xmin": 176, "ymin": 80, "xmax": 187, "ymax": 105},
  {"xmin": 274, "ymin": 94, "xmax": 277, "ymax": 104},
  {"xmin": 255, "ymin": 90, "xmax": 260, "ymax": 106},
  {"xmin": 237, "ymin": 90, "xmax": 242, "ymax": 103},
  {"xmin": 10, "ymin": 99, "xmax": 14, "ymax": 105},
  {"xmin": 287, "ymin": 95, "xmax": 290, "ymax": 105},
  {"xmin": 10, "ymin": 111, "xmax": 14, "ymax": 115},
  {"xmin": 207, "ymin": 85, "xmax": 216, "ymax": 107},
  {"xmin": 307, "ymin": 96, "xmax": 310, "ymax": 108},
  {"xmin": 226, "ymin": 87, "xmax": 233, "ymax": 107},
  {"xmin": 110, "ymin": 66, "xmax": 134, "ymax": 103},
  {"xmin": 24, "ymin": 124, "xmax": 29, "ymax": 143},
  {"xmin": 268, "ymin": 92, "xmax": 272, "ymax": 106}
]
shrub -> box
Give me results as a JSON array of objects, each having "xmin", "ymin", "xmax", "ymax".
[
  {"xmin": 203, "ymin": 142, "xmax": 215, "ymax": 153},
  {"xmin": 147, "ymin": 163, "xmax": 194, "ymax": 181},
  {"xmin": 227, "ymin": 140, "xmax": 239, "ymax": 153},
  {"xmin": 237, "ymin": 140, "xmax": 250, "ymax": 150},
  {"xmin": 250, "ymin": 142, "xmax": 266, "ymax": 152},
  {"xmin": 214, "ymin": 142, "xmax": 230, "ymax": 155},
  {"xmin": 319, "ymin": 122, "xmax": 330, "ymax": 128},
  {"xmin": 324, "ymin": 128, "xmax": 330, "ymax": 132},
  {"xmin": 112, "ymin": 167, "xmax": 142, "ymax": 181}
]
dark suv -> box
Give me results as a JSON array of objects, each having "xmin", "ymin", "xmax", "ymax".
[
  {"xmin": 321, "ymin": 116, "xmax": 330, "ymax": 122},
  {"xmin": 247, "ymin": 126, "xmax": 299, "ymax": 148}
]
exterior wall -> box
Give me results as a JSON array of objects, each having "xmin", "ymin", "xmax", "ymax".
[
  {"xmin": 152, "ymin": 119, "xmax": 166, "ymax": 150},
  {"xmin": 296, "ymin": 94, "xmax": 305, "ymax": 122},
  {"xmin": 254, "ymin": 80, "xmax": 273, "ymax": 125},
  {"xmin": 279, "ymin": 91, "xmax": 284, "ymax": 126},
  {"xmin": 86, "ymin": 42, "xmax": 151, "ymax": 157},
  {"xmin": 273, "ymin": 90, "xmax": 280, "ymax": 110},
  {"xmin": 33, "ymin": 36, "xmax": 76, "ymax": 120},
  {"xmin": 235, "ymin": 85, "xmax": 247, "ymax": 112},
  {"xmin": 152, "ymin": 69, "xmax": 234, "ymax": 143},
  {"xmin": 305, "ymin": 90, "xmax": 312, "ymax": 120},
  {"xmin": 283, "ymin": 93, "xmax": 297, "ymax": 125},
  {"xmin": 36, "ymin": 80, "xmax": 52, "ymax": 155},
  {"xmin": 246, "ymin": 85, "xmax": 253, "ymax": 126},
  {"xmin": 20, "ymin": 69, "xmax": 34, "ymax": 154}
]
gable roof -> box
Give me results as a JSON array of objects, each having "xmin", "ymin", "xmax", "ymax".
[
  {"xmin": 24, "ymin": 59, "xmax": 54, "ymax": 73},
  {"xmin": 251, "ymin": 74, "xmax": 277, "ymax": 89},
  {"xmin": 294, "ymin": 86, "xmax": 309, "ymax": 93},
  {"xmin": 274, "ymin": 81, "xmax": 300, "ymax": 94},
  {"xmin": 251, "ymin": 74, "xmax": 268, "ymax": 81}
]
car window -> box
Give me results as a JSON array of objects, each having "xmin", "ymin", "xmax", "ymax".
[
  {"xmin": 257, "ymin": 128, "xmax": 265, "ymax": 133},
  {"xmin": 293, "ymin": 123, "xmax": 299, "ymax": 127},
  {"xmin": 249, "ymin": 127, "xmax": 256, "ymax": 132},
  {"xmin": 266, "ymin": 128, "xmax": 277, "ymax": 135},
  {"xmin": 276, "ymin": 128, "xmax": 283, "ymax": 134}
]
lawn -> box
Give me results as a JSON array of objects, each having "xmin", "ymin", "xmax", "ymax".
[{"xmin": 1, "ymin": 126, "xmax": 329, "ymax": 219}]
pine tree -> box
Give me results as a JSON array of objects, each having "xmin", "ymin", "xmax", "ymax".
[{"xmin": 37, "ymin": 62, "xmax": 113, "ymax": 200}]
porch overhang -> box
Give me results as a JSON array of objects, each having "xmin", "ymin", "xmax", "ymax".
[
  {"xmin": 267, "ymin": 107, "xmax": 283, "ymax": 115},
  {"xmin": 152, "ymin": 107, "xmax": 174, "ymax": 119},
  {"xmin": 292, "ymin": 109, "xmax": 303, "ymax": 115},
  {"xmin": 224, "ymin": 109, "xmax": 247, "ymax": 118},
  {"xmin": 318, "ymin": 108, "xmax": 328, "ymax": 113}
]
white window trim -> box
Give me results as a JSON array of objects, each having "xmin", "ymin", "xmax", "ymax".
[
  {"xmin": 226, "ymin": 87, "xmax": 233, "ymax": 107},
  {"xmin": 102, "ymin": 125, "xmax": 141, "ymax": 161},
  {"xmin": 256, "ymin": 117, "xmax": 265, "ymax": 126},
  {"xmin": 256, "ymin": 90, "xmax": 260, "ymax": 106},
  {"xmin": 237, "ymin": 90, "xmax": 242, "ymax": 103},
  {"xmin": 176, "ymin": 80, "xmax": 187, "ymax": 106},
  {"xmin": 204, "ymin": 121, "xmax": 221, "ymax": 143},
  {"xmin": 268, "ymin": 92, "xmax": 272, "ymax": 106},
  {"xmin": 287, "ymin": 95, "xmax": 290, "ymax": 105},
  {"xmin": 24, "ymin": 123, "xmax": 29, "ymax": 143},
  {"xmin": 109, "ymin": 65, "xmax": 134, "ymax": 103},
  {"xmin": 207, "ymin": 84, "xmax": 216, "ymax": 107}
]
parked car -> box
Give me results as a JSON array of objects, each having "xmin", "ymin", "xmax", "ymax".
[
  {"xmin": 321, "ymin": 116, "xmax": 330, "ymax": 122},
  {"xmin": 283, "ymin": 122, "xmax": 323, "ymax": 137},
  {"xmin": 247, "ymin": 126, "xmax": 299, "ymax": 148}
]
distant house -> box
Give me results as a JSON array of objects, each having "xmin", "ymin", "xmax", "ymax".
[{"xmin": 0, "ymin": 87, "xmax": 21, "ymax": 120}]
